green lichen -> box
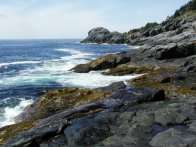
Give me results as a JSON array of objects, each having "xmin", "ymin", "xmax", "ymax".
[
  {"xmin": 0, "ymin": 121, "xmax": 36, "ymax": 144},
  {"xmin": 89, "ymin": 54, "xmax": 118, "ymax": 69},
  {"xmin": 25, "ymin": 88, "xmax": 106, "ymax": 120},
  {"xmin": 103, "ymin": 64, "xmax": 153, "ymax": 76},
  {"xmin": 128, "ymin": 67, "xmax": 196, "ymax": 97}
]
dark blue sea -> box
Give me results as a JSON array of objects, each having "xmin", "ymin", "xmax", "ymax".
[{"xmin": 0, "ymin": 39, "xmax": 136, "ymax": 127}]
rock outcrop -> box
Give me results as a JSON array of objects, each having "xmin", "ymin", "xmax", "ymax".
[{"xmin": 81, "ymin": 27, "xmax": 125, "ymax": 44}]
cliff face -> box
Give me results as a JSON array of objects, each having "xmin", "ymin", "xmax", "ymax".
[{"xmin": 81, "ymin": 0, "xmax": 196, "ymax": 45}]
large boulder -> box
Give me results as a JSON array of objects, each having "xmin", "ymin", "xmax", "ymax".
[
  {"xmin": 154, "ymin": 108, "xmax": 187, "ymax": 126},
  {"xmin": 81, "ymin": 27, "xmax": 111, "ymax": 44},
  {"xmin": 72, "ymin": 53, "xmax": 132, "ymax": 73},
  {"xmin": 155, "ymin": 42, "xmax": 196, "ymax": 59},
  {"xmin": 81, "ymin": 27, "xmax": 125, "ymax": 44},
  {"xmin": 64, "ymin": 113, "xmax": 118, "ymax": 146},
  {"xmin": 138, "ymin": 42, "xmax": 196, "ymax": 60}
]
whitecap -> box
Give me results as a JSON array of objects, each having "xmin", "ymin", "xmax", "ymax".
[
  {"xmin": 0, "ymin": 98, "xmax": 34, "ymax": 128},
  {"xmin": 56, "ymin": 71, "xmax": 142, "ymax": 88},
  {"xmin": 55, "ymin": 48, "xmax": 83, "ymax": 54},
  {"xmin": 55, "ymin": 48, "xmax": 94, "ymax": 61},
  {"xmin": 0, "ymin": 61, "xmax": 40, "ymax": 68}
]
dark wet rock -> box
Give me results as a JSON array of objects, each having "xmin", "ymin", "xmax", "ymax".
[
  {"xmin": 98, "ymin": 124, "xmax": 152, "ymax": 147},
  {"xmin": 160, "ymin": 76, "xmax": 172, "ymax": 83},
  {"xmin": 71, "ymin": 63, "xmax": 90, "ymax": 73},
  {"xmin": 40, "ymin": 135, "xmax": 67, "ymax": 147},
  {"xmin": 115, "ymin": 52, "xmax": 132, "ymax": 65},
  {"xmin": 154, "ymin": 42, "xmax": 196, "ymax": 60},
  {"xmin": 2, "ymin": 102, "xmax": 107, "ymax": 147},
  {"xmin": 1, "ymin": 86, "xmax": 167, "ymax": 147},
  {"xmin": 154, "ymin": 108, "xmax": 188, "ymax": 126},
  {"xmin": 108, "ymin": 88, "xmax": 165, "ymax": 104},
  {"xmin": 150, "ymin": 128, "xmax": 196, "ymax": 147},
  {"xmin": 64, "ymin": 112, "xmax": 118, "ymax": 146},
  {"xmin": 150, "ymin": 124, "xmax": 168, "ymax": 136},
  {"xmin": 95, "ymin": 81, "xmax": 126, "ymax": 93}
]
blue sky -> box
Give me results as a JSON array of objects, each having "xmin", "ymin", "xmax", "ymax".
[{"xmin": 0, "ymin": 0, "xmax": 190, "ymax": 39}]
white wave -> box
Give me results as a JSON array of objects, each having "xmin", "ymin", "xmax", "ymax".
[
  {"xmin": 0, "ymin": 98, "xmax": 34, "ymax": 128},
  {"xmin": 0, "ymin": 48, "xmax": 139, "ymax": 89},
  {"xmin": 56, "ymin": 71, "xmax": 142, "ymax": 88},
  {"xmin": 0, "ymin": 61, "xmax": 40, "ymax": 68},
  {"xmin": 0, "ymin": 48, "xmax": 94, "ymax": 86},
  {"xmin": 131, "ymin": 46, "xmax": 141, "ymax": 49},
  {"xmin": 55, "ymin": 48, "xmax": 83, "ymax": 54},
  {"xmin": 101, "ymin": 43, "xmax": 127, "ymax": 46},
  {"xmin": 80, "ymin": 42, "xmax": 98, "ymax": 45},
  {"xmin": 55, "ymin": 48, "xmax": 94, "ymax": 61}
]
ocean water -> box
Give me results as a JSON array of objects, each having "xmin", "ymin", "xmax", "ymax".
[{"xmin": 0, "ymin": 39, "xmax": 137, "ymax": 127}]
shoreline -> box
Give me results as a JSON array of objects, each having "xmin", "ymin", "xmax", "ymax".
[{"xmin": 0, "ymin": 1, "xmax": 196, "ymax": 146}]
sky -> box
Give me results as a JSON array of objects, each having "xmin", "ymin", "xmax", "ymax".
[{"xmin": 0, "ymin": 0, "xmax": 191, "ymax": 39}]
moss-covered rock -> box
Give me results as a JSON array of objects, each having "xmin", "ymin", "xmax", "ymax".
[
  {"xmin": 15, "ymin": 88, "xmax": 105, "ymax": 122},
  {"xmin": 103, "ymin": 64, "xmax": 153, "ymax": 76},
  {"xmin": 0, "ymin": 121, "xmax": 37, "ymax": 145},
  {"xmin": 89, "ymin": 54, "xmax": 118, "ymax": 70},
  {"xmin": 72, "ymin": 54, "xmax": 119, "ymax": 73},
  {"xmin": 72, "ymin": 53, "xmax": 133, "ymax": 73},
  {"xmin": 128, "ymin": 67, "xmax": 196, "ymax": 97}
]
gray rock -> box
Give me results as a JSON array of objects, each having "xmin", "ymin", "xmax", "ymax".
[
  {"xmin": 117, "ymin": 112, "xmax": 135, "ymax": 124},
  {"xmin": 133, "ymin": 112, "xmax": 155, "ymax": 127},
  {"xmin": 188, "ymin": 121, "xmax": 196, "ymax": 133},
  {"xmin": 81, "ymin": 27, "xmax": 111, "ymax": 44},
  {"xmin": 40, "ymin": 135, "xmax": 67, "ymax": 147},
  {"xmin": 154, "ymin": 108, "xmax": 187, "ymax": 126},
  {"xmin": 108, "ymin": 32, "xmax": 125, "ymax": 44},
  {"xmin": 193, "ymin": 22, "xmax": 196, "ymax": 32},
  {"xmin": 150, "ymin": 128, "xmax": 196, "ymax": 147},
  {"xmin": 63, "ymin": 112, "xmax": 119, "ymax": 146},
  {"xmin": 95, "ymin": 81, "xmax": 126, "ymax": 94},
  {"xmin": 81, "ymin": 27, "xmax": 125, "ymax": 44}
]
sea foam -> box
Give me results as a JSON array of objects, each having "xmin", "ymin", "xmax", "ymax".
[{"xmin": 0, "ymin": 98, "xmax": 33, "ymax": 127}]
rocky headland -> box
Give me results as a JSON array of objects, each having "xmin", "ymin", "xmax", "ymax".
[{"xmin": 0, "ymin": 1, "xmax": 196, "ymax": 147}]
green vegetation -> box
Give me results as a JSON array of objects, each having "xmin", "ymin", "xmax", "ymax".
[
  {"xmin": 173, "ymin": 0, "xmax": 196, "ymax": 18},
  {"xmin": 0, "ymin": 121, "xmax": 37, "ymax": 144},
  {"xmin": 129, "ymin": 67, "xmax": 196, "ymax": 97},
  {"xmin": 103, "ymin": 64, "xmax": 153, "ymax": 76},
  {"xmin": 128, "ymin": 22, "xmax": 159, "ymax": 34},
  {"xmin": 21, "ymin": 88, "xmax": 106, "ymax": 121}
]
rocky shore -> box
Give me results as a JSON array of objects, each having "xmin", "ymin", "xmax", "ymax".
[{"xmin": 0, "ymin": 1, "xmax": 196, "ymax": 147}]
